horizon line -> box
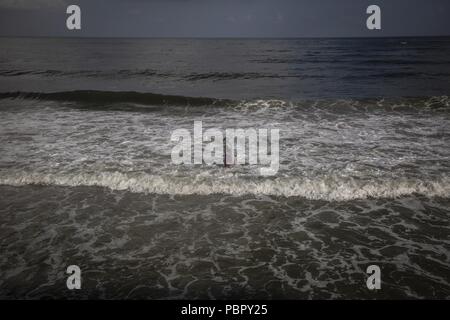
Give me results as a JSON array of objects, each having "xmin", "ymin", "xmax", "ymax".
[{"xmin": 1, "ymin": 35, "xmax": 450, "ymax": 40}]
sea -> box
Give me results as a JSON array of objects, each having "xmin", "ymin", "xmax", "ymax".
[{"xmin": 0, "ymin": 37, "xmax": 449, "ymax": 299}]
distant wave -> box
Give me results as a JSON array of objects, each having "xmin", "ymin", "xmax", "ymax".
[
  {"xmin": 1, "ymin": 171, "xmax": 449, "ymax": 201},
  {"xmin": 0, "ymin": 90, "xmax": 231, "ymax": 107},
  {"xmin": 1, "ymin": 91, "xmax": 450, "ymax": 113},
  {"xmin": 0, "ymin": 69, "xmax": 279, "ymax": 81},
  {"xmin": 184, "ymin": 72, "xmax": 277, "ymax": 81},
  {"xmin": 0, "ymin": 69, "xmax": 168, "ymax": 78},
  {"xmin": 252, "ymin": 57, "xmax": 450, "ymax": 66}
]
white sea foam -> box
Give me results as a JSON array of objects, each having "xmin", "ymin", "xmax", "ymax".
[{"xmin": 1, "ymin": 171, "xmax": 449, "ymax": 201}]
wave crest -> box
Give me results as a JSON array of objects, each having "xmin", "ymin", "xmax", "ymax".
[
  {"xmin": 1, "ymin": 91, "xmax": 449, "ymax": 113},
  {"xmin": 0, "ymin": 90, "xmax": 231, "ymax": 107},
  {"xmin": 1, "ymin": 171, "xmax": 449, "ymax": 201}
]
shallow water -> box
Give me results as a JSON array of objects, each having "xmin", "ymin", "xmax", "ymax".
[{"xmin": 0, "ymin": 185, "xmax": 448, "ymax": 299}]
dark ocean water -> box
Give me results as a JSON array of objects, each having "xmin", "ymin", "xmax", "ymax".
[
  {"xmin": 1, "ymin": 37, "xmax": 450, "ymax": 99},
  {"xmin": 0, "ymin": 37, "xmax": 449, "ymax": 299}
]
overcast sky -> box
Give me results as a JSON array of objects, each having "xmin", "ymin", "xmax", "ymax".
[{"xmin": 0, "ymin": 0, "xmax": 449, "ymax": 38}]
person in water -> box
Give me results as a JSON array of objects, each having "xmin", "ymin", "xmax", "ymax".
[{"xmin": 223, "ymin": 137, "xmax": 229, "ymax": 168}]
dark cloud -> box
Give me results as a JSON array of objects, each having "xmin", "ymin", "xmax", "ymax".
[
  {"xmin": 0, "ymin": 0, "xmax": 66, "ymax": 9},
  {"xmin": 1, "ymin": 0, "xmax": 449, "ymax": 37}
]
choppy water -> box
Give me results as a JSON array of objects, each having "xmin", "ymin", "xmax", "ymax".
[{"xmin": 0, "ymin": 37, "xmax": 449, "ymax": 299}]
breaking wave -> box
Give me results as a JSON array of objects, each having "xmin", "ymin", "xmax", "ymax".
[
  {"xmin": 1, "ymin": 171, "xmax": 449, "ymax": 201},
  {"xmin": 1, "ymin": 90, "xmax": 450, "ymax": 114},
  {"xmin": 0, "ymin": 90, "xmax": 232, "ymax": 107}
]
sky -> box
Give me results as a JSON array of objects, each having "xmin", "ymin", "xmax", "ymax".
[{"xmin": 0, "ymin": 0, "xmax": 449, "ymax": 38}]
